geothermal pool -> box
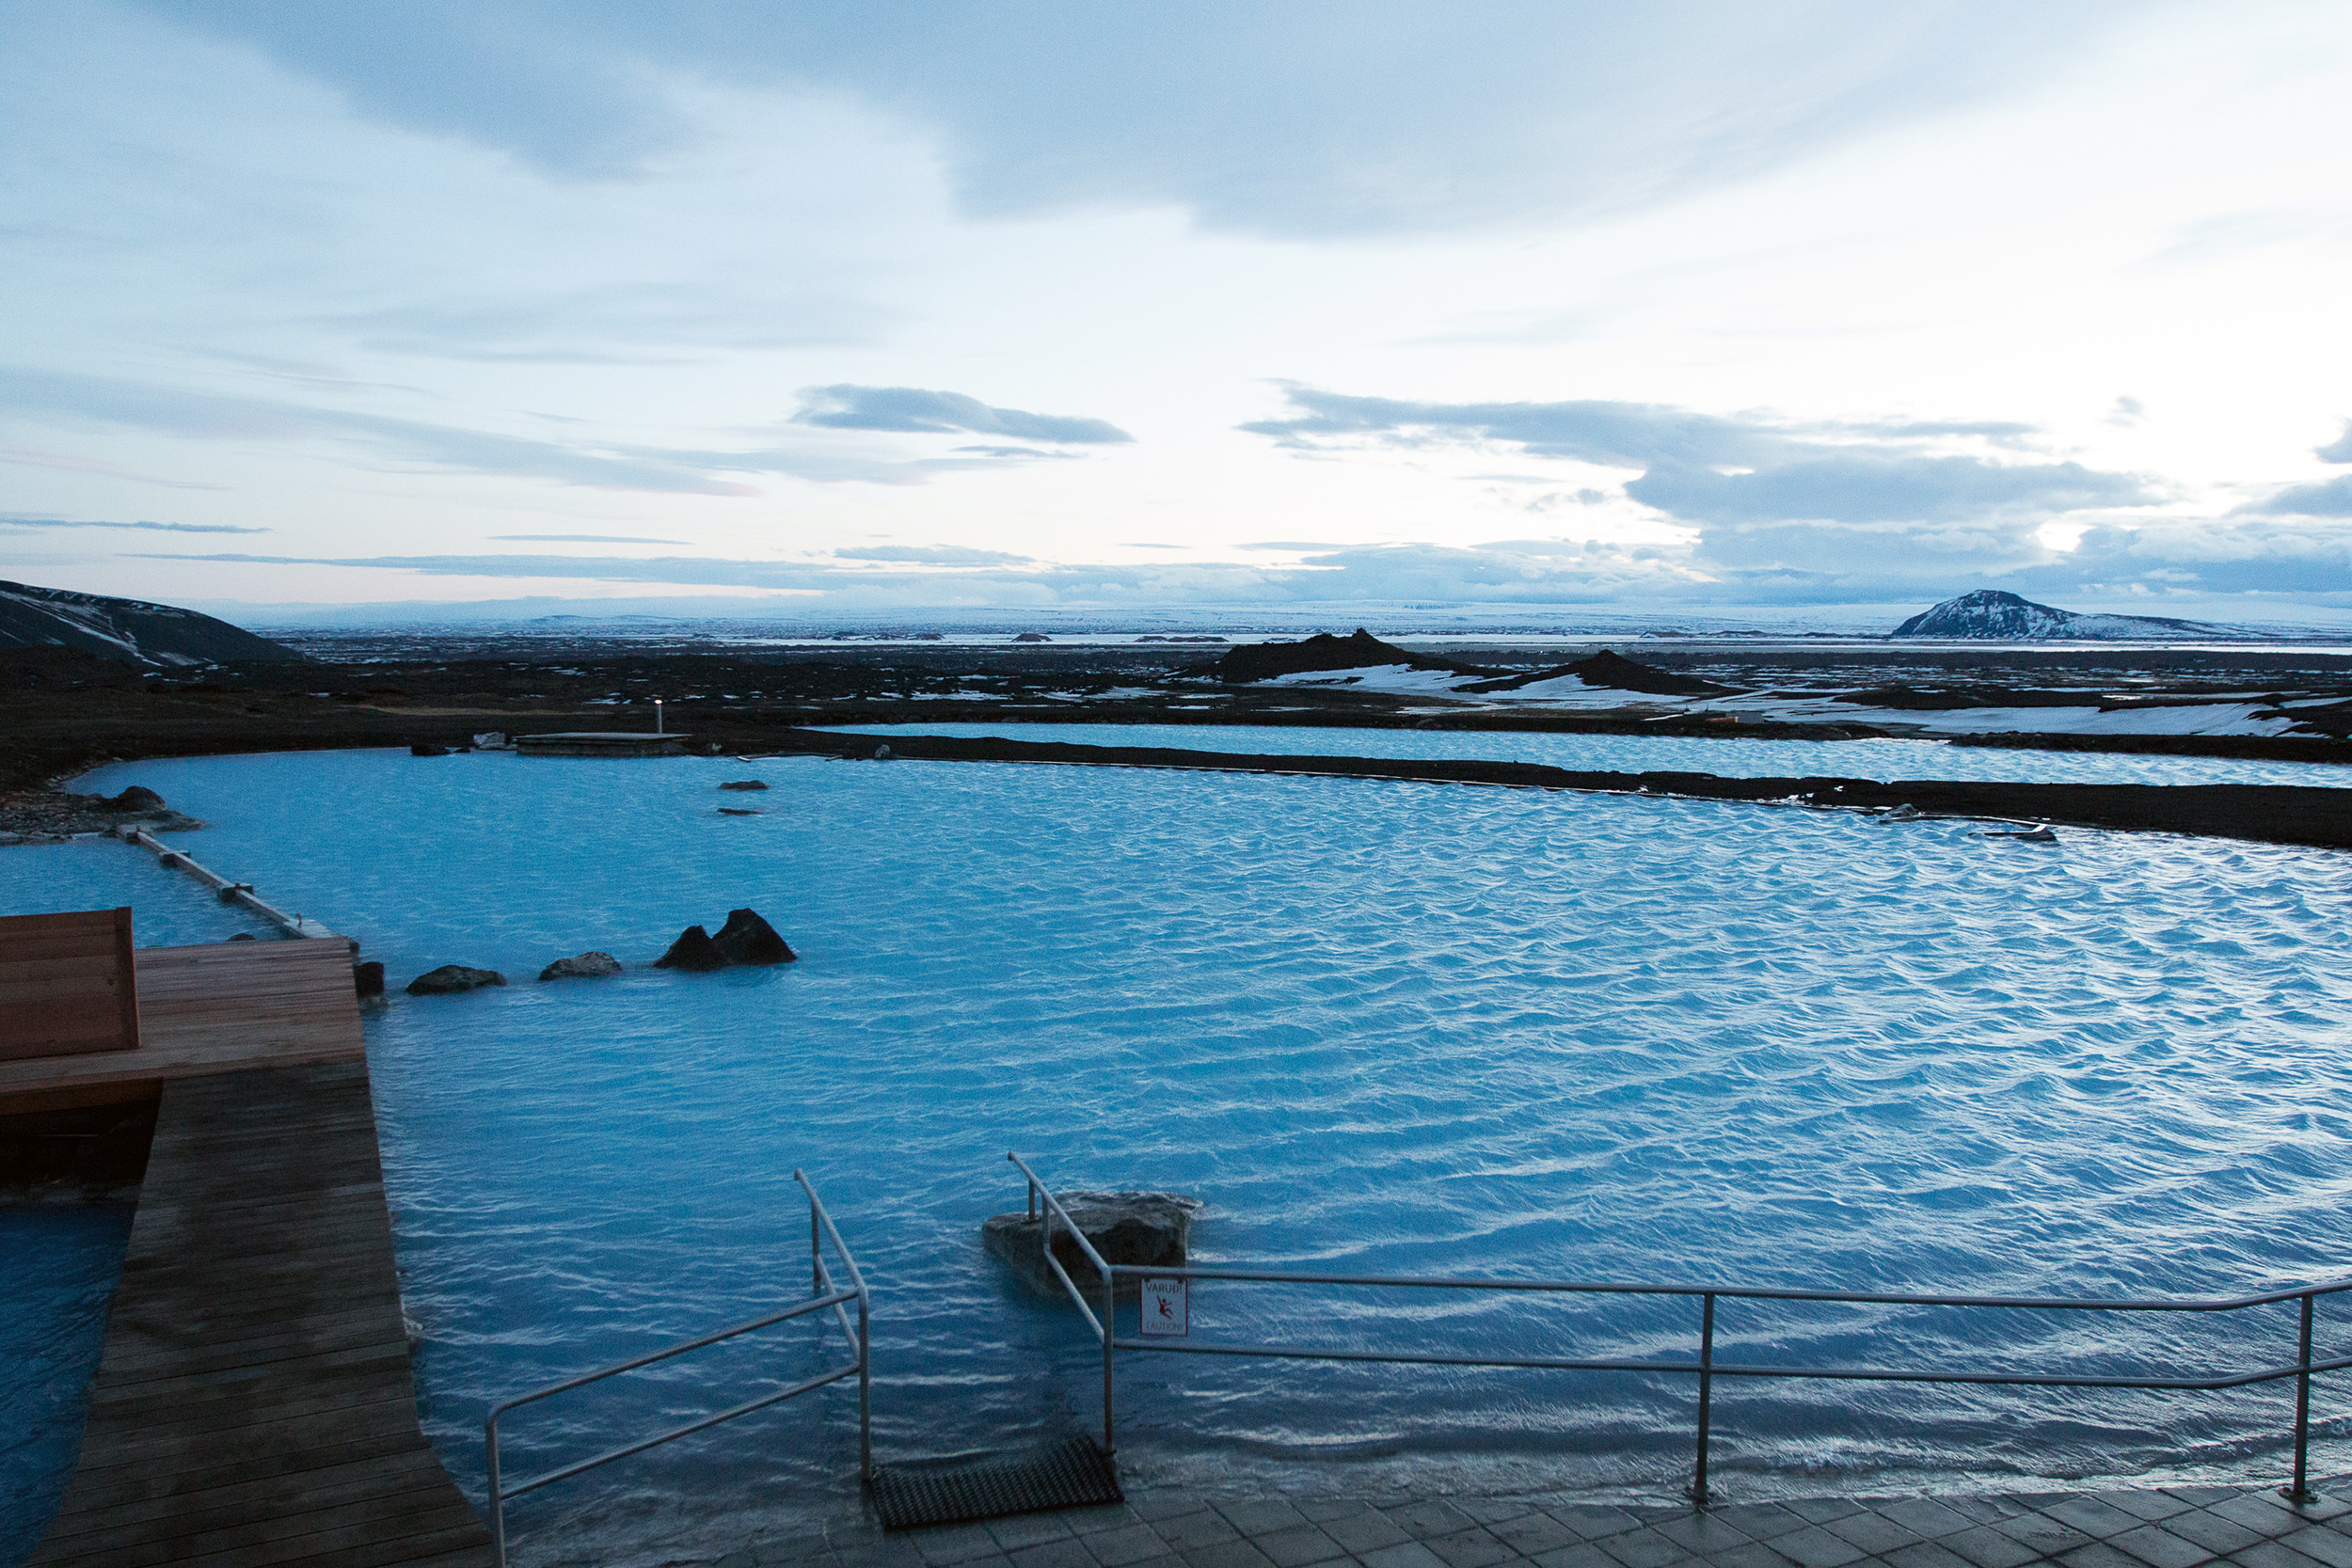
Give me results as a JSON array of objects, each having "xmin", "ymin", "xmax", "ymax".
[
  {"xmin": 15, "ymin": 746, "xmax": 2352, "ymax": 1565},
  {"xmin": 817, "ymin": 721, "xmax": 2352, "ymax": 788}
]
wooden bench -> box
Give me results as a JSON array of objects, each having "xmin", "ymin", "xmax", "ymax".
[{"xmin": 0, "ymin": 907, "xmax": 140, "ymax": 1062}]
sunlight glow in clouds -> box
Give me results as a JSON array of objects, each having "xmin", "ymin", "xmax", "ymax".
[{"xmin": 2, "ymin": 1, "xmax": 2349, "ymax": 619}]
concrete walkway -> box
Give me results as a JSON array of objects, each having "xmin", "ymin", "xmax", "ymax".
[{"xmin": 725, "ymin": 1476, "xmax": 2350, "ymax": 1568}]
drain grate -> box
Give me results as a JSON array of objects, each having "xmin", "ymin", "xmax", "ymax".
[{"xmin": 869, "ymin": 1433, "xmax": 1121, "ymax": 1530}]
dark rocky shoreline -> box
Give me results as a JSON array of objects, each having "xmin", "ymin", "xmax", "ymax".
[{"xmin": 778, "ymin": 729, "xmax": 2352, "ymax": 852}]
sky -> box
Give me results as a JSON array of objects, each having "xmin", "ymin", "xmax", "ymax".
[{"xmin": 4, "ymin": 1, "xmax": 2352, "ymax": 626}]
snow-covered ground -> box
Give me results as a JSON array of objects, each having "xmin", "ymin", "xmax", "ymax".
[{"xmin": 1242, "ymin": 663, "xmax": 2323, "ymax": 738}]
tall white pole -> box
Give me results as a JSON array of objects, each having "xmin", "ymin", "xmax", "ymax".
[{"xmin": 655, "ymin": 698, "xmax": 663, "ymax": 735}]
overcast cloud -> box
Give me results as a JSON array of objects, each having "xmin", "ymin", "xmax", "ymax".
[{"xmin": 7, "ymin": 1, "xmax": 2352, "ymax": 618}]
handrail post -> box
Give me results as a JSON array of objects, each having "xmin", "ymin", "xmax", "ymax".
[
  {"xmin": 1104, "ymin": 1266, "xmax": 1118, "ymax": 1456},
  {"xmin": 811, "ymin": 1187, "xmax": 823, "ymax": 1296},
  {"xmin": 486, "ymin": 1412, "xmax": 507, "ymax": 1568},
  {"xmin": 2283, "ymin": 1290, "xmax": 2316, "ymax": 1505},
  {"xmin": 1691, "ymin": 1292, "xmax": 1716, "ymax": 1507},
  {"xmin": 858, "ymin": 1288, "xmax": 874, "ymax": 1481}
]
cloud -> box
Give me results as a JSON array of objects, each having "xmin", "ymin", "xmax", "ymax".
[
  {"xmin": 1242, "ymin": 385, "xmax": 2153, "ymax": 578},
  {"xmin": 834, "ymin": 544, "xmax": 1032, "ymax": 566},
  {"xmin": 322, "ymin": 287, "xmax": 894, "ymax": 363},
  {"xmin": 127, "ymin": 2, "xmax": 2137, "ymax": 239},
  {"xmin": 2244, "ymin": 475, "xmax": 2352, "ymax": 517},
  {"xmin": 2319, "ymin": 421, "xmax": 2352, "ymax": 465},
  {"xmin": 490, "ymin": 532, "xmax": 687, "ymax": 543},
  {"xmin": 0, "ymin": 514, "xmax": 269, "ymax": 533},
  {"xmin": 794, "ymin": 386, "xmax": 1133, "ymax": 445},
  {"xmin": 0, "ymin": 365, "xmax": 1081, "ymax": 493}
]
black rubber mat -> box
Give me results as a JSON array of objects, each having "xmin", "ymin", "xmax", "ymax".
[{"xmin": 869, "ymin": 1433, "xmax": 1122, "ymax": 1530}]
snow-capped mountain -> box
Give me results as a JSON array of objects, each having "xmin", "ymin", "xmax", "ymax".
[
  {"xmin": 1891, "ymin": 590, "xmax": 2249, "ymax": 641},
  {"xmin": 0, "ymin": 579, "xmax": 307, "ymax": 666}
]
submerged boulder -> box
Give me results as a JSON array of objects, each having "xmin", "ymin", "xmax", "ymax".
[
  {"xmin": 410, "ymin": 742, "xmax": 450, "ymax": 757},
  {"xmin": 539, "ymin": 951, "xmax": 622, "ymax": 982},
  {"xmin": 353, "ymin": 960, "xmax": 385, "ymax": 997},
  {"xmin": 982, "ymin": 1191, "xmax": 1202, "ymax": 1301},
  {"xmin": 719, "ymin": 779, "xmax": 769, "ymax": 791},
  {"xmin": 653, "ymin": 926, "xmax": 729, "ymax": 972},
  {"xmin": 712, "ymin": 908, "xmax": 796, "ymax": 965},
  {"xmin": 405, "ymin": 964, "xmax": 506, "ymax": 995}
]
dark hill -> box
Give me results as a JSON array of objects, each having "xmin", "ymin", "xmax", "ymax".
[
  {"xmin": 0, "ymin": 579, "xmax": 307, "ymax": 668},
  {"xmin": 1460, "ymin": 648, "xmax": 1736, "ymax": 697},
  {"xmin": 1202, "ymin": 628, "xmax": 1498, "ymax": 686},
  {"xmin": 1892, "ymin": 589, "xmax": 2237, "ymax": 641}
]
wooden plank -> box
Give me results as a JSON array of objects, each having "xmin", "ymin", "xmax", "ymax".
[
  {"xmin": 28, "ymin": 1065, "xmax": 491, "ymax": 1568},
  {"xmin": 0, "ymin": 907, "xmax": 138, "ymax": 1061},
  {"xmin": 0, "ymin": 939, "xmax": 364, "ymax": 1110}
]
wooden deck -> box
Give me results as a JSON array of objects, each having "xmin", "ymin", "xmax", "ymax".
[
  {"xmin": 28, "ymin": 1060, "xmax": 492, "ymax": 1568},
  {"xmin": 0, "ymin": 939, "xmax": 365, "ymax": 1115}
]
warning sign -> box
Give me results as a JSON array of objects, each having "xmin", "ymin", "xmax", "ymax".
[{"xmin": 1139, "ymin": 1276, "xmax": 1187, "ymax": 1338}]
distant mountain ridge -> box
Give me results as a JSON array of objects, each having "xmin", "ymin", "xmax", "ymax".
[
  {"xmin": 0, "ymin": 579, "xmax": 307, "ymax": 667},
  {"xmin": 1892, "ymin": 590, "xmax": 2249, "ymax": 641}
]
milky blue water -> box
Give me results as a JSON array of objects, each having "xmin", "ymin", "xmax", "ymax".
[
  {"xmin": 17, "ymin": 748, "xmax": 2352, "ymax": 1565},
  {"xmin": 0, "ymin": 842, "xmax": 274, "ymax": 1568},
  {"xmin": 817, "ymin": 721, "xmax": 2352, "ymax": 789}
]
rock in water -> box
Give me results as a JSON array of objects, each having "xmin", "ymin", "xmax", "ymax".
[
  {"xmin": 353, "ymin": 960, "xmax": 385, "ymax": 997},
  {"xmin": 405, "ymin": 964, "xmax": 507, "ymax": 994},
  {"xmin": 539, "ymin": 951, "xmax": 622, "ymax": 981},
  {"xmin": 712, "ymin": 908, "xmax": 796, "ymax": 965},
  {"xmin": 410, "ymin": 742, "xmax": 450, "ymax": 757},
  {"xmin": 982, "ymin": 1191, "xmax": 1202, "ymax": 1301},
  {"xmin": 719, "ymin": 779, "xmax": 769, "ymax": 791},
  {"xmin": 653, "ymin": 926, "xmax": 729, "ymax": 972},
  {"xmin": 99, "ymin": 785, "xmax": 166, "ymax": 813}
]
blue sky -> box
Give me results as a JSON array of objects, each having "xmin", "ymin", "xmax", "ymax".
[{"xmin": 3, "ymin": 1, "xmax": 2351, "ymax": 621}]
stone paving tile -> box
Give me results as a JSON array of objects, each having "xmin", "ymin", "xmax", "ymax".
[
  {"xmin": 1133, "ymin": 1494, "xmax": 1215, "ymax": 1523},
  {"xmin": 1820, "ymin": 1512, "xmax": 1924, "ymax": 1556},
  {"xmin": 1322, "ymin": 1512, "xmax": 1416, "ymax": 1556},
  {"xmin": 2278, "ymin": 1528, "xmax": 2352, "ymax": 1568},
  {"xmin": 1756, "ymin": 1524, "xmax": 1870, "ymax": 1568},
  {"xmin": 2055, "ymin": 1544, "xmax": 2147, "ymax": 1568},
  {"xmin": 919, "ymin": 1525, "xmax": 1014, "ymax": 1565},
  {"xmin": 1707, "ymin": 1505, "xmax": 1810, "ymax": 1544},
  {"xmin": 1490, "ymin": 1513, "xmax": 1586, "ymax": 1557},
  {"xmin": 2104, "ymin": 1493, "xmax": 2199, "ymax": 1525},
  {"xmin": 1386, "ymin": 1503, "xmax": 1481, "ymax": 1540},
  {"xmin": 1703, "ymin": 1544, "xmax": 1798, "ymax": 1568},
  {"xmin": 1359, "ymin": 1544, "xmax": 1450, "ymax": 1568},
  {"xmin": 2047, "ymin": 1498, "xmax": 2159, "ymax": 1540},
  {"xmin": 1424, "ymin": 1527, "xmax": 1519, "ymax": 1568},
  {"xmin": 2107, "ymin": 1523, "xmax": 2219, "ymax": 1568},
  {"xmin": 1881, "ymin": 1544, "xmax": 1979, "ymax": 1568},
  {"xmin": 1155, "ymin": 1512, "xmax": 1245, "ymax": 1552},
  {"xmin": 1298, "ymin": 1501, "xmax": 1376, "ymax": 1526},
  {"xmin": 1785, "ymin": 1500, "xmax": 1868, "ymax": 1527},
  {"xmin": 1010, "ymin": 1541, "xmax": 1098, "ymax": 1568},
  {"xmin": 1177, "ymin": 1540, "xmax": 1279, "ymax": 1568},
  {"xmin": 2227, "ymin": 1543, "xmax": 2336, "ymax": 1568},
  {"xmin": 1873, "ymin": 1500, "xmax": 1976, "ymax": 1542},
  {"xmin": 2213, "ymin": 1496, "xmax": 2314, "ymax": 1537},
  {"xmin": 2164, "ymin": 1511, "xmax": 2269, "ymax": 1557},
  {"xmin": 2169, "ymin": 1490, "xmax": 2247, "ymax": 1510},
  {"xmin": 1250, "ymin": 1525, "xmax": 1349, "ymax": 1568},
  {"xmin": 1927, "ymin": 1524, "xmax": 2042, "ymax": 1568},
  {"xmin": 1089, "ymin": 1527, "xmax": 1183, "ymax": 1567},
  {"xmin": 993, "ymin": 1514, "xmax": 1080, "ymax": 1550},
  {"xmin": 1595, "ymin": 1526, "xmax": 1694, "ymax": 1568},
  {"xmin": 1547, "ymin": 1507, "xmax": 1645, "ymax": 1541},
  {"xmin": 1458, "ymin": 1500, "xmax": 1538, "ymax": 1527},
  {"xmin": 1527, "ymin": 1544, "xmax": 1623, "ymax": 1568},
  {"xmin": 1217, "ymin": 1503, "xmax": 1314, "ymax": 1538},
  {"xmin": 1651, "ymin": 1513, "xmax": 1759, "ymax": 1557},
  {"xmin": 1988, "ymin": 1510, "xmax": 2097, "ymax": 1558}
]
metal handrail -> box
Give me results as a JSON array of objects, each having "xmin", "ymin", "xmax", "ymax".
[
  {"xmin": 485, "ymin": 1169, "xmax": 871, "ymax": 1567},
  {"xmin": 1005, "ymin": 1154, "xmax": 2346, "ymax": 1507}
]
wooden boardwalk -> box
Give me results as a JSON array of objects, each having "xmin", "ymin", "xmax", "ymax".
[
  {"xmin": 0, "ymin": 940, "xmax": 366, "ymax": 1116},
  {"xmin": 16, "ymin": 936, "xmax": 492, "ymax": 1568}
]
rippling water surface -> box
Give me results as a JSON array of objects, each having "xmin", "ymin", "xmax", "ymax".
[
  {"xmin": 47, "ymin": 749, "xmax": 2352, "ymax": 1564},
  {"xmin": 818, "ymin": 721, "xmax": 2352, "ymax": 788}
]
